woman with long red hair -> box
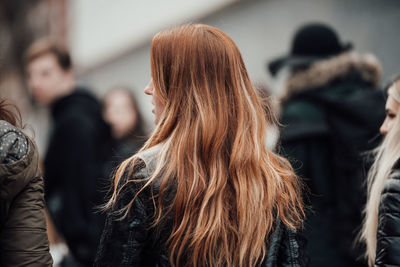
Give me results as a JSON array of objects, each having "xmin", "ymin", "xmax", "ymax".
[{"xmin": 95, "ymin": 24, "xmax": 307, "ymax": 267}]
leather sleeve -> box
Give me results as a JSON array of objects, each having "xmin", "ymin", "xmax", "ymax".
[
  {"xmin": 278, "ymin": 226, "xmax": 309, "ymax": 267},
  {"xmin": 94, "ymin": 159, "xmax": 153, "ymax": 267},
  {"xmin": 375, "ymin": 172, "xmax": 400, "ymax": 267}
]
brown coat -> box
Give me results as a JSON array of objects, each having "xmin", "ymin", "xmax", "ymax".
[{"xmin": 0, "ymin": 120, "xmax": 52, "ymax": 266}]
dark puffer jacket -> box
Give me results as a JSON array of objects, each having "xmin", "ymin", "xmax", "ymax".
[
  {"xmin": 279, "ymin": 53, "xmax": 385, "ymax": 267},
  {"xmin": 375, "ymin": 169, "xmax": 400, "ymax": 267},
  {"xmin": 0, "ymin": 120, "xmax": 53, "ymax": 266},
  {"xmin": 95, "ymin": 146, "xmax": 308, "ymax": 267}
]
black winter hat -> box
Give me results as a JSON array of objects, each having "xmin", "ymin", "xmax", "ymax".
[{"xmin": 268, "ymin": 23, "xmax": 353, "ymax": 76}]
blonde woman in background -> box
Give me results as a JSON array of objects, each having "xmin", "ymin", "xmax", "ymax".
[
  {"xmin": 361, "ymin": 75, "xmax": 400, "ymax": 266},
  {"xmin": 95, "ymin": 24, "xmax": 307, "ymax": 267}
]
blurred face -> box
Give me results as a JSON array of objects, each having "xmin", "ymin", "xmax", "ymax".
[
  {"xmin": 103, "ymin": 90, "xmax": 138, "ymax": 139},
  {"xmin": 27, "ymin": 53, "xmax": 73, "ymax": 106},
  {"xmin": 144, "ymin": 79, "xmax": 165, "ymax": 124},
  {"xmin": 380, "ymin": 92, "xmax": 400, "ymax": 135}
]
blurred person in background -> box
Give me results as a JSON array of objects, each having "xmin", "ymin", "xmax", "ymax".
[
  {"xmin": 25, "ymin": 39, "xmax": 112, "ymax": 266},
  {"xmin": 254, "ymin": 82, "xmax": 280, "ymax": 151},
  {"xmin": 268, "ymin": 22, "xmax": 385, "ymax": 267},
  {"xmin": 95, "ymin": 24, "xmax": 308, "ymax": 267},
  {"xmin": 0, "ymin": 99, "xmax": 53, "ymax": 266},
  {"xmin": 103, "ymin": 87, "xmax": 147, "ymax": 167},
  {"xmin": 360, "ymin": 75, "xmax": 400, "ymax": 267}
]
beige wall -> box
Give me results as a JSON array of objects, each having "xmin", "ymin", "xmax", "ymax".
[{"xmin": 69, "ymin": 0, "xmax": 236, "ymax": 70}]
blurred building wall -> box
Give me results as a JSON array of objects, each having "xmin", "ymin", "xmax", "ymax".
[{"xmin": 69, "ymin": 0, "xmax": 236, "ymax": 69}]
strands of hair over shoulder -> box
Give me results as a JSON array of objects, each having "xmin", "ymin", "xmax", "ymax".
[
  {"xmin": 360, "ymin": 78, "xmax": 400, "ymax": 266},
  {"xmin": 106, "ymin": 24, "xmax": 305, "ymax": 267},
  {"xmin": 0, "ymin": 99, "xmax": 22, "ymax": 128}
]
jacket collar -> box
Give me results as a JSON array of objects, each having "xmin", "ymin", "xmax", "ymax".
[
  {"xmin": 280, "ymin": 52, "xmax": 382, "ymax": 101},
  {"xmin": 50, "ymin": 88, "xmax": 98, "ymax": 119}
]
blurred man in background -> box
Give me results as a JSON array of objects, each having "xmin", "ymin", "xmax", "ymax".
[
  {"xmin": 268, "ymin": 23, "xmax": 385, "ymax": 267},
  {"xmin": 25, "ymin": 39, "xmax": 112, "ymax": 266}
]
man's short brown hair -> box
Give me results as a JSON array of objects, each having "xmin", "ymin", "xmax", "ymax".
[{"xmin": 25, "ymin": 39, "xmax": 72, "ymax": 71}]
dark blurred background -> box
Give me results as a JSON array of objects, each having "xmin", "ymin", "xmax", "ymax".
[{"xmin": 0, "ymin": 0, "xmax": 399, "ymax": 153}]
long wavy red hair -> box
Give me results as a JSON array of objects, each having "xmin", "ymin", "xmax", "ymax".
[{"xmin": 108, "ymin": 24, "xmax": 304, "ymax": 267}]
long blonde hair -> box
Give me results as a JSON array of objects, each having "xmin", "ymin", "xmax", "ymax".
[
  {"xmin": 361, "ymin": 77, "xmax": 400, "ymax": 266},
  {"xmin": 107, "ymin": 24, "xmax": 304, "ymax": 267}
]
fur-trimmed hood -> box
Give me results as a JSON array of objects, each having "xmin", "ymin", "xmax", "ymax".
[{"xmin": 280, "ymin": 52, "xmax": 382, "ymax": 101}]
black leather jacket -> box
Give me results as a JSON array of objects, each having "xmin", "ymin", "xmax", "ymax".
[
  {"xmin": 375, "ymin": 169, "xmax": 400, "ymax": 267},
  {"xmin": 95, "ymin": 146, "xmax": 308, "ymax": 267}
]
